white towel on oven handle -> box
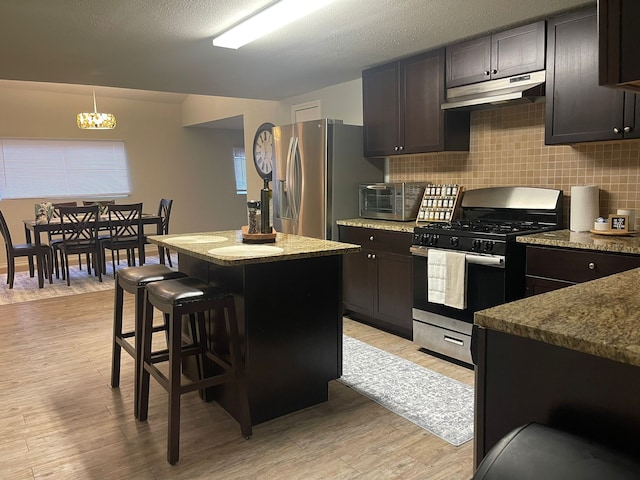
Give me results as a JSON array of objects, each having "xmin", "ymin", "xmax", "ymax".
[
  {"xmin": 427, "ymin": 249, "xmax": 447, "ymax": 305},
  {"xmin": 444, "ymin": 251, "xmax": 467, "ymax": 310}
]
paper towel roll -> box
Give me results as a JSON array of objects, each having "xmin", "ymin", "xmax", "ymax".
[{"xmin": 570, "ymin": 185, "xmax": 599, "ymax": 232}]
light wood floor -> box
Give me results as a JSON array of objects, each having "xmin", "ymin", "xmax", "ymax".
[{"xmin": 0, "ymin": 290, "xmax": 474, "ymax": 479}]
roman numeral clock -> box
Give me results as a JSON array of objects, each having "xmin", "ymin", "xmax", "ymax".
[{"xmin": 252, "ymin": 122, "xmax": 275, "ymax": 181}]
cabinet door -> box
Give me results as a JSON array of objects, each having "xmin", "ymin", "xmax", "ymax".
[
  {"xmin": 546, "ymin": 8, "xmax": 625, "ymax": 144},
  {"xmin": 342, "ymin": 248, "xmax": 375, "ymax": 316},
  {"xmin": 402, "ymin": 50, "xmax": 445, "ymax": 154},
  {"xmin": 362, "ymin": 62, "xmax": 400, "ymax": 157},
  {"xmin": 623, "ymin": 93, "xmax": 640, "ymax": 139},
  {"xmin": 599, "ymin": 0, "xmax": 640, "ymax": 91},
  {"xmin": 446, "ymin": 36, "xmax": 491, "ymax": 88},
  {"xmin": 374, "ymin": 251, "xmax": 413, "ymax": 333},
  {"xmin": 491, "ymin": 21, "xmax": 546, "ymax": 80}
]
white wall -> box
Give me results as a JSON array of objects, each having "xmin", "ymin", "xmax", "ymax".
[{"xmin": 0, "ymin": 85, "xmax": 247, "ymax": 270}]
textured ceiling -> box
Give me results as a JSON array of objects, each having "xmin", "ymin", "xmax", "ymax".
[{"xmin": 0, "ymin": 0, "xmax": 595, "ymax": 100}]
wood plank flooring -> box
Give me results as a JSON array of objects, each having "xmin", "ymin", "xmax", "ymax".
[{"xmin": 0, "ymin": 290, "xmax": 474, "ymax": 479}]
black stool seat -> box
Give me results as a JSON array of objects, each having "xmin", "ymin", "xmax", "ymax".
[
  {"xmin": 474, "ymin": 423, "xmax": 640, "ymax": 480},
  {"xmin": 111, "ymin": 264, "xmax": 187, "ymax": 419},
  {"xmin": 138, "ymin": 276, "xmax": 252, "ymax": 465}
]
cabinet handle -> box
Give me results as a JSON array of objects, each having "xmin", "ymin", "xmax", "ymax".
[
  {"xmin": 588, "ymin": 262, "xmax": 596, "ymax": 270},
  {"xmin": 613, "ymin": 127, "xmax": 621, "ymax": 134},
  {"xmin": 398, "ymin": 145, "xmax": 404, "ymax": 151},
  {"xmin": 371, "ymin": 254, "xmax": 376, "ymax": 259},
  {"xmin": 491, "ymin": 69, "xmax": 497, "ymax": 74},
  {"xmin": 394, "ymin": 146, "xmax": 399, "ymax": 151},
  {"xmin": 624, "ymin": 126, "xmax": 632, "ymax": 133},
  {"xmin": 367, "ymin": 253, "xmax": 372, "ymax": 259},
  {"xmin": 369, "ymin": 235, "xmax": 374, "ymax": 241},
  {"xmin": 484, "ymin": 70, "xmax": 490, "ymax": 76}
]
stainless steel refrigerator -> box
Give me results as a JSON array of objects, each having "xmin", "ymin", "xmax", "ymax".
[{"xmin": 272, "ymin": 119, "xmax": 384, "ymax": 240}]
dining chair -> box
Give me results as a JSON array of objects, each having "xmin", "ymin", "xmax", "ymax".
[
  {"xmin": 0, "ymin": 209, "xmax": 52, "ymax": 288},
  {"xmin": 49, "ymin": 201, "xmax": 79, "ymax": 279},
  {"xmin": 100, "ymin": 203, "xmax": 143, "ymax": 276},
  {"xmin": 59, "ymin": 205, "xmax": 102, "ymax": 286},
  {"xmin": 144, "ymin": 198, "xmax": 174, "ymax": 266}
]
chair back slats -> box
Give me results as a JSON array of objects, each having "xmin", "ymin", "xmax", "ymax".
[
  {"xmin": 60, "ymin": 205, "xmax": 100, "ymax": 244},
  {"xmin": 108, "ymin": 203, "xmax": 143, "ymax": 243},
  {"xmin": 158, "ymin": 199, "xmax": 173, "ymax": 235},
  {"xmin": 0, "ymin": 209, "xmax": 13, "ymax": 248}
]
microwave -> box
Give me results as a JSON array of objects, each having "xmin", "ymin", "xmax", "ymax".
[{"xmin": 359, "ymin": 183, "xmax": 427, "ymax": 221}]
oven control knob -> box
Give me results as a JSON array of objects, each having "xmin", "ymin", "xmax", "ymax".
[
  {"xmin": 484, "ymin": 241, "xmax": 494, "ymax": 252},
  {"xmin": 420, "ymin": 233, "xmax": 429, "ymax": 246},
  {"xmin": 429, "ymin": 234, "xmax": 439, "ymax": 246},
  {"xmin": 472, "ymin": 239, "xmax": 482, "ymax": 251}
]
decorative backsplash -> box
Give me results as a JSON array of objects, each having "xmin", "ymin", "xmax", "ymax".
[{"xmin": 388, "ymin": 102, "xmax": 640, "ymax": 228}]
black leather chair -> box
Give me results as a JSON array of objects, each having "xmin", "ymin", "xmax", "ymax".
[
  {"xmin": 473, "ymin": 423, "xmax": 640, "ymax": 480},
  {"xmin": 0, "ymin": 209, "xmax": 52, "ymax": 288},
  {"xmin": 144, "ymin": 198, "xmax": 174, "ymax": 266}
]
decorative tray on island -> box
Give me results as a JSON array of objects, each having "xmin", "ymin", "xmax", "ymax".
[
  {"xmin": 589, "ymin": 229, "xmax": 638, "ymax": 236},
  {"xmin": 241, "ymin": 225, "xmax": 277, "ymax": 243}
]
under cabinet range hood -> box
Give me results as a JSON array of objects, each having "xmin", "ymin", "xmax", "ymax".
[{"xmin": 441, "ymin": 70, "xmax": 546, "ymax": 110}]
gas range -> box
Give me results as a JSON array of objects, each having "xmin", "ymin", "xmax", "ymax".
[
  {"xmin": 411, "ymin": 186, "xmax": 564, "ymax": 366},
  {"xmin": 412, "ymin": 220, "xmax": 558, "ymax": 256}
]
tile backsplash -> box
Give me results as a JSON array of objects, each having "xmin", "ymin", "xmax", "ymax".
[{"xmin": 388, "ymin": 102, "xmax": 640, "ymax": 228}]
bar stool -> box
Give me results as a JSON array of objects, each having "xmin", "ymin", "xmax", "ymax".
[
  {"xmin": 138, "ymin": 276, "xmax": 252, "ymax": 465},
  {"xmin": 110, "ymin": 264, "xmax": 188, "ymax": 418}
]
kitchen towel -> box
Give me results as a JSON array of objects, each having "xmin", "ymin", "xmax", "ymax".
[
  {"xmin": 444, "ymin": 251, "xmax": 467, "ymax": 310},
  {"xmin": 427, "ymin": 249, "xmax": 447, "ymax": 305},
  {"xmin": 570, "ymin": 185, "xmax": 599, "ymax": 232}
]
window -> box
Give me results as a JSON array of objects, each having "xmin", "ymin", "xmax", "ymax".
[
  {"xmin": 0, "ymin": 138, "xmax": 130, "ymax": 200},
  {"xmin": 233, "ymin": 147, "xmax": 247, "ymax": 195}
]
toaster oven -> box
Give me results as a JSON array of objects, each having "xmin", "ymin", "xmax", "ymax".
[{"xmin": 359, "ymin": 182, "xmax": 427, "ymax": 221}]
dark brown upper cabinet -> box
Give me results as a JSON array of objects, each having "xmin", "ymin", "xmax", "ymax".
[
  {"xmin": 446, "ymin": 21, "xmax": 546, "ymax": 88},
  {"xmin": 362, "ymin": 49, "xmax": 470, "ymax": 158},
  {"xmin": 546, "ymin": 8, "xmax": 640, "ymax": 144},
  {"xmin": 599, "ymin": 0, "xmax": 640, "ymax": 93}
]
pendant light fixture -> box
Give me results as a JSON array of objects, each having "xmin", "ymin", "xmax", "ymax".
[{"xmin": 77, "ymin": 89, "xmax": 117, "ymax": 129}]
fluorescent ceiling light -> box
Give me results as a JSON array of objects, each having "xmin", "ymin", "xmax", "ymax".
[{"xmin": 213, "ymin": 0, "xmax": 336, "ymax": 49}]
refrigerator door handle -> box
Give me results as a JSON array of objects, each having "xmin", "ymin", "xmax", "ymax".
[{"xmin": 288, "ymin": 136, "xmax": 300, "ymax": 232}]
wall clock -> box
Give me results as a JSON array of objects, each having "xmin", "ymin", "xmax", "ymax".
[{"xmin": 253, "ymin": 122, "xmax": 275, "ymax": 181}]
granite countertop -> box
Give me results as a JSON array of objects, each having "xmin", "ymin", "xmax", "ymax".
[
  {"xmin": 147, "ymin": 230, "xmax": 360, "ymax": 266},
  {"xmin": 475, "ymin": 267, "xmax": 640, "ymax": 368},
  {"xmin": 337, "ymin": 218, "xmax": 416, "ymax": 233},
  {"xmin": 517, "ymin": 229, "xmax": 640, "ymax": 254}
]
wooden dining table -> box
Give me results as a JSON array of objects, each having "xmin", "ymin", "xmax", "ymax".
[{"xmin": 23, "ymin": 213, "xmax": 163, "ymax": 288}]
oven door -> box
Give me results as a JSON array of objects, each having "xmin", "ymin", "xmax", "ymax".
[{"xmin": 411, "ymin": 246, "xmax": 507, "ymax": 364}]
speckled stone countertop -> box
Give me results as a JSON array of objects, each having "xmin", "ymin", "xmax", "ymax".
[
  {"xmin": 148, "ymin": 230, "xmax": 360, "ymax": 267},
  {"xmin": 475, "ymin": 267, "xmax": 640, "ymax": 367},
  {"xmin": 517, "ymin": 229, "xmax": 640, "ymax": 254},
  {"xmin": 337, "ymin": 218, "xmax": 416, "ymax": 233}
]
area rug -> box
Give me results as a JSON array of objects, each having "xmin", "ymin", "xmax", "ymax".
[
  {"xmin": 0, "ymin": 253, "xmax": 177, "ymax": 305},
  {"xmin": 339, "ymin": 335, "xmax": 474, "ymax": 446}
]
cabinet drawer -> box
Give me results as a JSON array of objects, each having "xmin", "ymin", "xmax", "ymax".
[
  {"xmin": 526, "ymin": 246, "xmax": 640, "ymax": 283},
  {"xmin": 339, "ymin": 226, "xmax": 412, "ymax": 256}
]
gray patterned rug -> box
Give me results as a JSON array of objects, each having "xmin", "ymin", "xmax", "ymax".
[
  {"xmin": 0, "ymin": 253, "xmax": 177, "ymax": 305},
  {"xmin": 339, "ymin": 335, "xmax": 474, "ymax": 446}
]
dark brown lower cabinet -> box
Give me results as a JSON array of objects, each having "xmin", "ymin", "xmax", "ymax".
[
  {"xmin": 474, "ymin": 327, "xmax": 640, "ymax": 468},
  {"xmin": 339, "ymin": 225, "xmax": 413, "ymax": 339},
  {"xmin": 525, "ymin": 245, "xmax": 640, "ymax": 296}
]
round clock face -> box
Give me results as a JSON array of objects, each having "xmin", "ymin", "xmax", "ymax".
[{"xmin": 253, "ymin": 122, "xmax": 275, "ymax": 180}]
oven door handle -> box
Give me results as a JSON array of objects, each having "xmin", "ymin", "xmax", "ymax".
[{"xmin": 409, "ymin": 246, "xmax": 505, "ymax": 267}]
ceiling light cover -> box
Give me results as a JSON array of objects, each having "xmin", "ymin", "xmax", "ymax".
[
  {"xmin": 77, "ymin": 90, "xmax": 116, "ymax": 129},
  {"xmin": 213, "ymin": 0, "xmax": 337, "ymax": 49}
]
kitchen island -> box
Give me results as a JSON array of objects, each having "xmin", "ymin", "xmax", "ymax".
[
  {"xmin": 147, "ymin": 230, "xmax": 359, "ymax": 425},
  {"xmin": 472, "ymin": 266, "xmax": 640, "ymax": 467}
]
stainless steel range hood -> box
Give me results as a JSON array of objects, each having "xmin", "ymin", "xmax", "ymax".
[{"xmin": 441, "ymin": 70, "xmax": 546, "ymax": 110}]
